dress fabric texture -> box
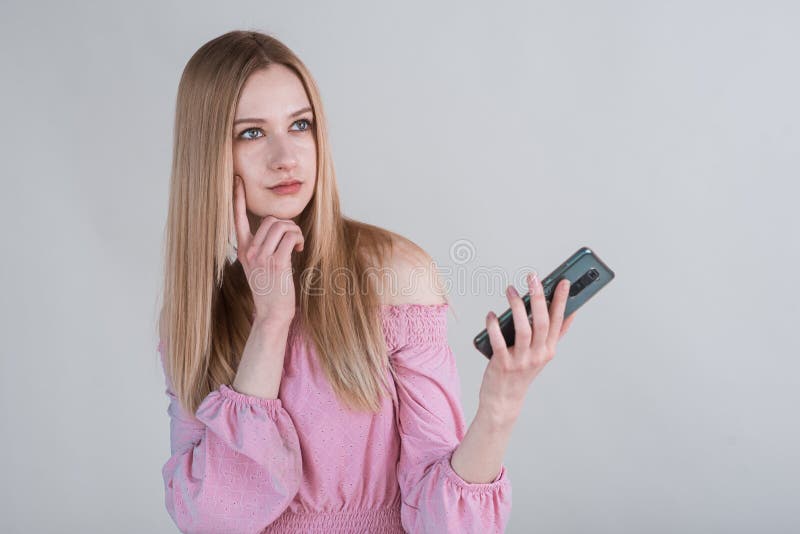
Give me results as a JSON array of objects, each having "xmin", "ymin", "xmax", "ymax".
[{"xmin": 159, "ymin": 303, "xmax": 512, "ymax": 533}]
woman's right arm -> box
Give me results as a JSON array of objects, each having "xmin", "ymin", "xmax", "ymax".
[{"xmin": 159, "ymin": 319, "xmax": 301, "ymax": 534}]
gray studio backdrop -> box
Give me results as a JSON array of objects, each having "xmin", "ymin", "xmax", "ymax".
[{"xmin": 1, "ymin": 1, "xmax": 798, "ymax": 533}]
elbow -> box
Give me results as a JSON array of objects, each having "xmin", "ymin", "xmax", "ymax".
[
  {"xmin": 161, "ymin": 459, "xmax": 300, "ymax": 534},
  {"xmin": 163, "ymin": 481, "xmax": 248, "ymax": 534},
  {"xmin": 162, "ymin": 472, "xmax": 206, "ymax": 534},
  {"xmin": 161, "ymin": 457, "xmax": 224, "ymax": 534}
]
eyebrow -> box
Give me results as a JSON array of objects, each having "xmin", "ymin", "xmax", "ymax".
[{"xmin": 233, "ymin": 106, "xmax": 313, "ymax": 126}]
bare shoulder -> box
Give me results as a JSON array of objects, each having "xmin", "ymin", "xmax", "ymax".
[{"xmin": 377, "ymin": 234, "xmax": 448, "ymax": 306}]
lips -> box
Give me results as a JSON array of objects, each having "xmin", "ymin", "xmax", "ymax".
[{"xmin": 269, "ymin": 179, "xmax": 301, "ymax": 189}]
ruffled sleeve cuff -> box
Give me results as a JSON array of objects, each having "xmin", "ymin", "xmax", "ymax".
[
  {"xmin": 194, "ymin": 383, "xmax": 302, "ymax": 475},
  {"xmin": 439, "ymin": 451, "xmax": 509, "ymax": 490},
  {"xmin": 401, "ymin": 451, "xmax": 512, "ymax": 532},
  {"xmin": 216, "ymin": 383, "xmax": 285, "ymax": 418}
]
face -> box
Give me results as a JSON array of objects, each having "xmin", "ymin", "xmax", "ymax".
[{"xmin": 232, "ymin": 64, "xmax": 317, "ymax": 232}]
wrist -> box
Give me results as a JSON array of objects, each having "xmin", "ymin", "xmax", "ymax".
[
  {"xmin": 477, "ymin": 402, "xmax": 519, "ymax": 431},
  {"xmin": 253, "ymin": 313, "xmax": 294, "ymax": 330}
]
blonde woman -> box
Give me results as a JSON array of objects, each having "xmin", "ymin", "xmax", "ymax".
[{"xmin": 157, "ymin": 30, "xmax": 575, "ymax": 533}]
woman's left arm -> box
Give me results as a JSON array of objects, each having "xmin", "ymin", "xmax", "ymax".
[
  {"xmin": 385, "ymin": 303, "xmax": 512, "ymax": 534},
  {"xmin": 452, "ymin": 271, "xmax": 576, "ymax": 484}
]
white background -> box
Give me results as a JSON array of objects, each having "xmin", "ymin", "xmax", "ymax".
[{"xmin": 1, "ymin": 1, "xmax": 798, "ymax": 532}]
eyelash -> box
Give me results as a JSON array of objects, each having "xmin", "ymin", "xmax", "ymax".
[{"xmin": 238, "ymin": 118, "xmax": 314, "ymax": 140}]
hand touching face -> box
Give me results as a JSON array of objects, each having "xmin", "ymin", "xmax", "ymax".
[{"xmin": 233, "ymin": 174, "xmax": 305, "ymax": 323}]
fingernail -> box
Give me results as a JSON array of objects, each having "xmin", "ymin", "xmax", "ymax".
[
  {"xmin": 507, "ymin": 285, "xmax": 518, "ymax": 298},
  {"xmin": 528, "ymin": 271, "xmax": 538, "ymax": 290}
]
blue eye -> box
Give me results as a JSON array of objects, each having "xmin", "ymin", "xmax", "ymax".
[
  {"xmin": 238, "ymin": 118, "xmax": 314, "ymax": 140},
  {"xmin": 294, "ymin": 118, "xmax": 313, "ymax": 132}
]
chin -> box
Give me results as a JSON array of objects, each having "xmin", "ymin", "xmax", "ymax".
[{"xmin": 254, "ymin": 204, "xmax": 308, "ymax": 221}]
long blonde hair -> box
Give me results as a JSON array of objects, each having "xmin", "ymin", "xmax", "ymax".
[{"xmin": 157, "ymin": 30, "xmax": 440, "ymax": 419}]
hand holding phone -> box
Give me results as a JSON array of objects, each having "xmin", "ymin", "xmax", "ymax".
[{"xmin": 473, "ymin": 246, "xmax": 615, "ymax": 359}]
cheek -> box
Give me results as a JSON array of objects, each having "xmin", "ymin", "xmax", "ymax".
[
  {"xmin": 293, "ymin": 136, "xmax": 317, "ymax": 156},
  {"xmin": 293, "ymin": 139, "xmax": 317, "ymax": 176},
  {"xmin": 231, "ymin": 143, "xmax": 258, "ymax": 172}
]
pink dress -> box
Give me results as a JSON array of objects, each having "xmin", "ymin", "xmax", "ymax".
[{"xmin": 159, "ymin": 303, "xmax": 512, "ymax": 533}]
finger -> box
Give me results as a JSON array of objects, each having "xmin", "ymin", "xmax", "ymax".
[
  {"xmin": 256, "ymin": 224, "xmax": 304, "ymax": 265},
  {"xmin": 272, "ymin": 232, "xmax": 302, "ymax": 291},
  {"xmin": 253, "ymin": 218, "xmax": 303, "ymax": 255},
  {"xmin": 506, "ymin": 284, "xmax": 531, "ymax": 349},
  {"xmin": 546, "ymin": 279, "xmax": 571, "ymax": 348},
  {"xmin": 485, "ymin": 311, "xmax": 510, "ymax": 362},
  {"xmin": 250, "ymin": 215, "xmax": 278, "ymax": 257},
  {"xmin": 273, "ymin": 230, "xmax": 303, "ymax": 267},
  {"xmin": 527, "ymin": 271, "xmax": 550, "ymax": 353},
  {"xmin": 233, "ymin": 176, "xmax": 252, "ymax": 251}
]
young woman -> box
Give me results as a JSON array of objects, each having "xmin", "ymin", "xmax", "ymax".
[{"xmin": 157, "ymin": 30, "xmax": 575, "ymax": 533}]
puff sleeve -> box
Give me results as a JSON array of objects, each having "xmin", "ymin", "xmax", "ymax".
[
  {"xmin": 381, "ymin": 304, "xmax": 513, "ymax": 533},
  {"xmin": 158, "ymin": 340, "xmax": 303, "ymax": 534}
]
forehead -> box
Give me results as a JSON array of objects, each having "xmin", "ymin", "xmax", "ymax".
[{"xmin": 235, "ymin": 64, "xmax": 311, "ymax": 118}]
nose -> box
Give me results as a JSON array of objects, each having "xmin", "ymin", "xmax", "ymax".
[{"xmin": 266, "ymin": 134, "xmax": 298, "ymax": 171}]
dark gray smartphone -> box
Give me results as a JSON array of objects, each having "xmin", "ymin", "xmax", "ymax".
[{"xmin": 473, "ymin": 246, "xmax": 615, "ymax": 359}]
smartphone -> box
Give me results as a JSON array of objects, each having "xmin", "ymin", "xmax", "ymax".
[{"xmin": 473, "ymin": 246, "xmax": 615, "ymax": 359}]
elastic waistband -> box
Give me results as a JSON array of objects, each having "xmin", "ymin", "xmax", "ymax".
[{"xmin": 263, "ymin": 504, "xmax": 405, "ymax": 533}]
